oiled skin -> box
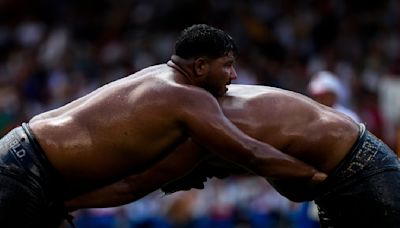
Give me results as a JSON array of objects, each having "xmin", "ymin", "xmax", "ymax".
[
  {"xmin": 65, "ymin": 84, "xmax": 357, "ymax": 209},
  {"xmin": 218, "ymin": 84, "xmax": 358, "ymax": 200},
  {"xmin": 163, "ymin": 84, "xmax": 358, "ymax": 201},
  {"xmin": 29, "ymin": 59, "xmax": 320, "ymax": 200},
  {"xmin": 221, "ymin": 84, "xmax": 358, "ymax": 175}
]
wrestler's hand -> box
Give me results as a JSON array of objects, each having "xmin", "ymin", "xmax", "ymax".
[
  {"xmin": 161, "ymin": 155, "xmax": 247, "ymax": 194},
  {"xmin": 161, "ymin": 164, "xmax": 209, "ymax": 194}
]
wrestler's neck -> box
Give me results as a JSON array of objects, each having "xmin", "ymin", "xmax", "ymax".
[{"xmin": 167, "ymin": 55, "xmax": 200, "ymax": 86}]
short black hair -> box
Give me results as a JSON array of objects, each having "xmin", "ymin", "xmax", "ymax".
[{"xmin": 174, "ymin": 24, "xmax": 238, "ymax": 59}]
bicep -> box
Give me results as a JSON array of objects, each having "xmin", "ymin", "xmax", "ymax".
[{"xmin": 179, "ymin": 94, "xmax": 257, "ymax": 166}]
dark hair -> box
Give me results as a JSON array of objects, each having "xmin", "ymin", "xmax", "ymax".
[{"xmin": 174, "ymin": 24, "xmax": 238, "ymax": 59}]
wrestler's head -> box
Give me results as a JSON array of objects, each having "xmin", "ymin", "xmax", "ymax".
[{"xmin": 175, "ymin": 24, "xmax": 238, "ymax": 97}]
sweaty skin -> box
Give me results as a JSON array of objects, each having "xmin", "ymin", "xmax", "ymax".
[
  {"xmin": 29, "ymin": 56, "xmax": 321, "ymax": 200},
  {"xmin": 65, "ymin": 84, "xmax": 357, "ymax": 209},
  {"xmin": 221, "ymin": 84, "xmax": 358, "ymax": 174},
  {"xmin": 164, "ymin": 84, "xmax": 358, "ymax": 197}
]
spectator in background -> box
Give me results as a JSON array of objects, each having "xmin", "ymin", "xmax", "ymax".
[
  {"xmin": 1, "ymin": 1, "xmax": 398, "ymax": 227},
  {"xmin": 308, "ymin": 70, "xmax": 360, "ymax": 123},
  {"xmin": 306, "ymin": 70, "xmax": 361, "ymax": 227}
]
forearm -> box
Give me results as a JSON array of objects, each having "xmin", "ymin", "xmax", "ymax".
[
  {"xmin": 65, "ymin": 180, "xmax": 138, "ymax": 210},
  {"xmin": 243, "ymin": 141, "xmax": 321, "ymax": 180},
  {"xmin": 201, "ymin": 132, "xmax": 324, "ymax": 182},
  {"xmin": 184, "ymin": 105, "xmax": 323, "ymax": 181},
  {"xmin": 65, "ymin": 175, "xmax": 159, "ymax": 210},
  {"xmin": 66, "ymin": 140, "xmax": 208, "ymax": 210}
]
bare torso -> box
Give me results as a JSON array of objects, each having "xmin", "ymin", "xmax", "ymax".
[
  {"xmin": 29, "ymin": 64, "xmax": 196, "ymax": 195},
  {"xmin": 29, "ymin": 72, "xmax": 347, "ymax": 202},
  {"xmin": 138, "ymin": 84, "xmax": 360, "ymax": 202},
  {"xmin": 63, "ymin": 84, "xmax": 358, "ymax": 207},
  {"xmin": 220, "ymin": 84, "xmax": 359, "ymax": 174}
]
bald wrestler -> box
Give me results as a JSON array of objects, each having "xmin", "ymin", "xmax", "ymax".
[
  {"xmin": 68, "ymin": 84, "xmax": 400, "ymax": 228},
  {"xmin": 0, "ymin": 25, "xmax": 323, "ymax": 228}
]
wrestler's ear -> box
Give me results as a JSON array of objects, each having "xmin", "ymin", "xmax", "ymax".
[{"xmin": 193, "ymin": 57, "xmax": 209, "ymax": 77}]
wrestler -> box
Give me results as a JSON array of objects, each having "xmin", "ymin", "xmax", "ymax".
[
  {"xmin": 68, "ymin": 84, "xmax": 400, "ymax": 227},
  {"xmin": 0, "ymin": 25, "xmax": 323, "ymax": 227}
]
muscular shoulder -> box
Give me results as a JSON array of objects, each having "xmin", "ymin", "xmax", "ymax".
[
  {"xmin": 174, "ymin": 85, "xmax": 216, "ymax": 104},
  {"xmin": 164, "ymin": 85, "xmax": 219, "ymax": 115},
  {"xmin": 132, "ymin": 77, "xmax": 218, "ymax": 112}
]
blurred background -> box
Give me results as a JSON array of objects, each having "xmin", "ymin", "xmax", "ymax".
[{"xmin": 1, "ymin": 0, "xmax": 400, "ymax": 227}]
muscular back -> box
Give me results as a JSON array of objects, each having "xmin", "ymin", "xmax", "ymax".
[
  {"xmin": 29, "ymin": 64, "xmax": 200, "ymax": 191},
  {"xmin": 158, "ymin": 84, "xmax": 359, "ymax": 202},
  {"xmin": 220, "ymin": 84, "xmax": 359, "ymax": 174}
]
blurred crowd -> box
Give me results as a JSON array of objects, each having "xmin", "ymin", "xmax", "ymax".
[{"xmin": 1, "ymin": 0, "xmax": 400, "ymax": 227}]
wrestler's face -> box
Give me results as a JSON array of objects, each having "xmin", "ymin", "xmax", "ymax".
[{"xmin": 201, "ymin": 52, "xmax": 237, "ymax": 97}]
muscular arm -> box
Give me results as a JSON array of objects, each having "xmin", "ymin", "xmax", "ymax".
[
  {"xmin": 65, "ymin": 137, "xmax": 322, "ymax": 210},
  {"xmin": 65, "ymin": 140, "xmax": 209, "ymax": 210},
  {"xmin": 65, "ymin": 88, "xmax": 326, "ymax": 210},
  {"xmin": 180, "ymin": 89, "xmax": 324, "ymax": 181}
]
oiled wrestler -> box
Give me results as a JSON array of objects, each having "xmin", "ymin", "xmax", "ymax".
[
  {"xmin": 69, "ymin": 84, "xmax": 400, "ymax": 228},
  {"xmin": 0, "ymin": 25, "xmax": 322, "ymax": 227}
]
